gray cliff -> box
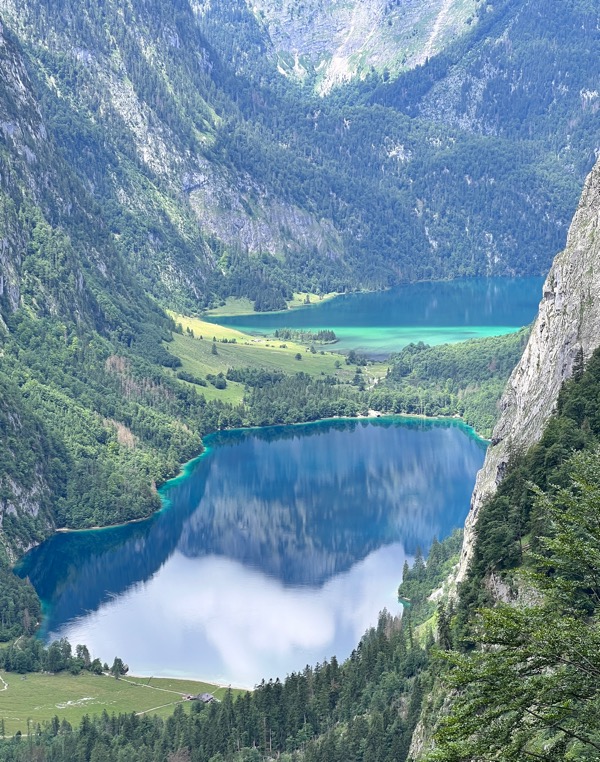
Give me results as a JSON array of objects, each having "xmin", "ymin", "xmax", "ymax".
[{"xmin": 457, "ymin": 159, "xmax": 600, "ymax": 581}]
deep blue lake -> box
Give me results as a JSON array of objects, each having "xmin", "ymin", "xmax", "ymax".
[
  {"xmin": 18, "ymin": 418, "xmax": 486, "ymax": 687},
  {"xmin": 207, "ymin": 277, "xmax": 544, "ymax": 356}
]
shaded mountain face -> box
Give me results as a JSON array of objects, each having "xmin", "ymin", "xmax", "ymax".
[
  {"xmin": 0, "ymin": 19, "xmax": 162, "ymax": 333},
  {"xmin": 0, "ymin": 0, "xmax": 597, "ymax": 313},
  {"xmin": 371, "ymin": 0, "xmax": 600, "ymax": 166},
  {"xmin": 0, "ymin": 20, "xmax": 179, "ymax": 557},
  {"xmin": 0, "ymin": 20, "xmax": 209, "ymax": 557}
]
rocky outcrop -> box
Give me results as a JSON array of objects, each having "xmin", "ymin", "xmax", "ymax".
[
  {"xmin": 457, "ymin": 159, "xmax": 600, "ymax": 581},
  {"xmin": 249, "ymin": 0, "xmax": 479, "ymax": 92},
  {"xmin": 187, "ymin": 160, "xmax": 344, "ymax": 261}
]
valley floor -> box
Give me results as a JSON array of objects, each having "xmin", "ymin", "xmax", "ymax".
[{"xmin": 0, "ymin": 671, "xmax": 242, "ymax": 737}]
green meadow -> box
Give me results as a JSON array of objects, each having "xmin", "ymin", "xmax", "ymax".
[
  {"xmin": 167, "ymin": 313, "xmax": 384, "ymax": 405},
  {"xmin": 0, "ymin": 672, "xmax": 243, "ymax": 736}
]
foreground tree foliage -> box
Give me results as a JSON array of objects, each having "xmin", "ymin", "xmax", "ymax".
[{"xmin": 429, "ymin": 449, "xmax": 600, "ymax": 759}]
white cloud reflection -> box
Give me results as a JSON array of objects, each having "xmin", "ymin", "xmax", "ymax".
[{"xmin": 52, "ymin": 543, "xmax": 409, "ymax": 688}]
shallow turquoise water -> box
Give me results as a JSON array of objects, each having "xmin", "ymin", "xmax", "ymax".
[
  {"xmin": 18, "ymin": 418, "xmax": 486, "ymax": 687},
  {"xmin": 207, "ymin": 277, "xmax": 544, "ymax": 356}
]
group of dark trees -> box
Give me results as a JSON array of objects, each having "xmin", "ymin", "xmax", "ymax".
[
  {"xmin": 244, "ymin": 372, "xmax": 365, "ymax": 425},
  {"xmin": 0, "ymin": 566, "xmax": 41, "ymax": 642},
  {"xmin": 0, "ymin": 638, "xmax": 106, "ymax": 676},
  {"xmin": 273, "ymin": 330, "xmax": 337, "ymax": 344},
  {"xmin": 0, "ymin": 636, "xmax": 131, "ymax": 681},
  {"xmin": 370, "ymin": 331, "xmax": 529, "ymax": 437}
]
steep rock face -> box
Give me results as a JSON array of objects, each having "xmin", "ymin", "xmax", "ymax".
[
  {"xmin": 249, "ymin": 0, "xmax": 478, "ymax": 93},
  {"xmin": 0, "ymin": 19, "xmax": 44, "ymax": 320},
  {"xmin": 186, "ymin": 162, "xmax": 343, "ymax": 262},
  {"xmin": 457, "ymin": 159, "xmax": 600, "ymax": 580},
  {"xmin": 0, "ymin": 0, "xmax": 349, "ymax": 309}
]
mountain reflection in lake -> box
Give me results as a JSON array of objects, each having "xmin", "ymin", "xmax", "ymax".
[{"xmin": 18, "ymin": 418, "xmax": 486, "ymax": 687}]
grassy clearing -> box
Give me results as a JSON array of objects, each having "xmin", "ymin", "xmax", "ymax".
[
  {"xmin": 170, "ymin": 313, "xmax": 251, "ymax": 342},
  {"xmin": 170, "ymin": 314, "xmax": 351, "ymax": 378},
  {"xmin": 287, "ymin": 291, "xmax": 339, "ymax": 309},
  {"xmin": 202, "ymin": 292, "xmax": 339, "ymax": 317},
  {"xmin": 167, "ymin": 315, "xmax": 368, "ymax": 405},
  {"xmin": 168, "ymin": 333, "xmax": 353, "ymax": 404},
  {"xmin": 0, "ymin": 672, "xmax": 244, "ymax": 736},
  {"xmin": 167, "ymin": 312, "xmax": 387, "ymax": 406},
  {"xmin": 202, "ymin": 297, "xmax": 256, "ymax": 317}
]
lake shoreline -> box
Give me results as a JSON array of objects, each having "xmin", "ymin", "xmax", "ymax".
[
  {"xmin": 20, "ymin": 415, "xmax": 486, "ymax": 685},
  {"xmin": 47, "ymin": 412, "xmax": 487, "ymax": 538},
  {"xmin": 204, "ymin": 276, "xmax": 543, "ymax": 357},
  {"xmin": 204, "ymin": 275, "xmax": 541, "ymax": 320}
]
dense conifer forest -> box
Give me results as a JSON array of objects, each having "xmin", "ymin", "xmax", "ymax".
[{"xmin": 1, "ymin": 0, "xmax": 600, "ymax": 757}]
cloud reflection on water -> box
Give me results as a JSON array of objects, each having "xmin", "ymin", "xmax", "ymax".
[
  {"xmin": 51, "ymin": 543, "xmax": 410, "ymax": 688},
  {"xmin": 21, "ymin": 418, "xmax": 485, "ymax": 685}
]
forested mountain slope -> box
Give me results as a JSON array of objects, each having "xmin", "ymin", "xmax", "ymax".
[
  {"xmin": 0, "ymin": 19, "xmax": 244, "ymax": 571},
  {"xmin": 0, "ymin": 0, "xmax": 597, "ymax": 310},
  {"xmin": 373, "ymin": 0, "xmax": 599, "ymax": 159}
]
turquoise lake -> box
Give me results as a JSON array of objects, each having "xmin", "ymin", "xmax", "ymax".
[
  {"xmin": 18, "ymin": 418, "xmax": 486, "ymax": 688},
  {"xmin": 207, "ymin": 277, "xmax": 544, "ymax": 356}
]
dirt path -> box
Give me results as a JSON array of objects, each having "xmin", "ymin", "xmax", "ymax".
[
  {"xmin": 112, "ymin": 675, "xmax": 187, "ymax": 696},
  {"xmin": 135, "ymin": 700, "xmax": 183, "ymax": 716},
  {"xmin": 0, "ymin": 674, "xmax": 8, "ymax": 692}
]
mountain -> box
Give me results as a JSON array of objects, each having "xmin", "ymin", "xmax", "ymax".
[
  {"xmin": 0, "ymin": 17, "xmax": 231, "ymax": 564},
  {"xmin": 0, "ymin": 18, "xmax": 159, "ymax": 554},
  {"xmin": 0, "ymin": 0, "xmax": 597, "ymax": 313},
  {"xmin": 0, "ymin": 0, "xmax": 599, "ymax": 755},
  {"xmin": 247, "ymin": 0, "xmax": 479, "ymax": 92},
  {"xmin": 457, "ymin": 156, "xmax": 600, "ymax": 581},
  {"xmin": 376, "ymin": 0, "xmax": 600, "ymax": 161}
]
